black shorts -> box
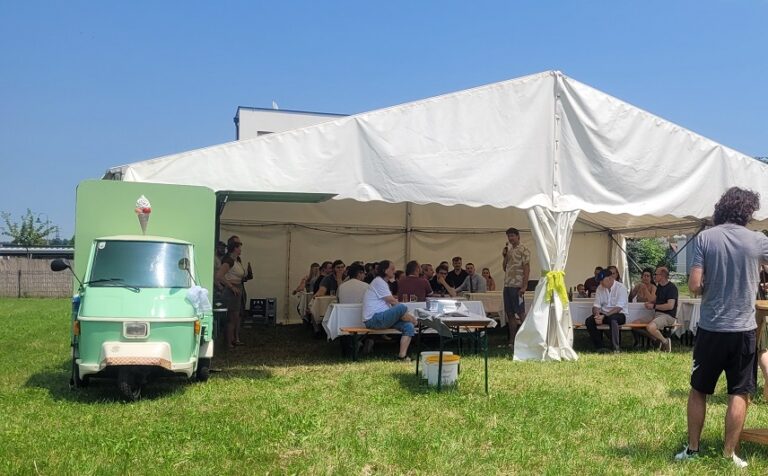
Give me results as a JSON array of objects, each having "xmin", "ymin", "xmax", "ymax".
[
  {"xmin": 690, "ymin": 328, "xmax": 756, "ymax": 395},
  {"xmin": 503, "ymin": 287, "xmax": 524, "ymax": 316}
]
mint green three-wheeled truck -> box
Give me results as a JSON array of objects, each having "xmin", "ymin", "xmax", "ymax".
[{"xmin": 52, "ymin": 180, "xmax": 217, "ymax": 400}]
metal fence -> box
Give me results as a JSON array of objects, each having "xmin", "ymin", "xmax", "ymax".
[{"xmin": 0, "ymin": 270, "xmax": 73, "ymax": 298}]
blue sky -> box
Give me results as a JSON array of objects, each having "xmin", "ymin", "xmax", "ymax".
[{"xmin": 1, "ymin": 1, "xmax": 766, "ymax": 239}]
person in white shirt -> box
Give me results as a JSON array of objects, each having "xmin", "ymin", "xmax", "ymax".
[
  {"xmin": 584, "ymin": 269, "xmax": 629, "ymax": 353},
  {"xmin": 338, "ymin": 264, "xmax": 370, "ymax": 304},
  {"xmin": 362, "ymin": 259, "xmax": 419, "ymax": 361}
]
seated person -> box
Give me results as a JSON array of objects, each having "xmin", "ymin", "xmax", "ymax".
[
  {"xmin": 445, "ymin": 256, "xmax": 468, "ymax": 288},
  {"xmin": 313, "ymin": 261, "xmax": 333, "ymax": 294},
  {"xmin": 338, "ymin": 263, "xmax": 370, "ymax": 304},
  {"xmin": 576, "ymin": 283, "xmax": 588, "ymax": 298},
  {"xmin": 429, "ymin": 265, "xmax": 452, "ymax": 296},
  {"xmin": 315, "ymin": 260, "xmax": 345, "ymax": 297},
  {"xmin": 293, "ymin": 262, "xmax": 320, "ymax": 295},
  {"xmin": 585, "ymin": 269, "xmax": 629, "ymax": 353},
  {"xmin": 629, "ymin": 268, "xmax": 657, "ymax": 303},
  {"xmin": 397, "ymin": 260, "xmax": 433, "ymax": 302},
  {"xmin": 606, "ymin": 265, "xmax": 622, "ymax": 283},
  {"xmin": 421, "ymin": 263, "xmax": 435, "ymax": 281},
  {"xmin": 641, "ymin": 266, "xmax": 678, "ymax": 352},
  {"xmin": 583, "ymin": 267, "xmax": 603, "ymax": 298},
  {"xmin": 482, "ymin": 267, "xmax": 496, "ymax": 291},
  {"xmin": 362, "ymin": 260, "xmax": 418, "ymax": 361},
  {"xmin": 454, "ymin": 263, "xmax": 487, "ymax": 293},
  {"xmin": 390, "ymin": 270, "xmax": 404, "ymax": 295}
]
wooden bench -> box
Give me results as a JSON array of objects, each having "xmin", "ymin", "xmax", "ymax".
[
  {"xmin": 340, "ymin": 327, "xmax": 403, "ymax": 361},
  {"xmin": 573, "ymin": 323, "xmax": 683, "ymax": 350}
]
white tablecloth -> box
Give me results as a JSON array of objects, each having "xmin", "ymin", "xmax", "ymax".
[
  {"xmin": 463, "ymin": 291, "xmax": 535, "ymax": 327},
  {"xmin": 322, "ymin": 301, "xmax": 487, "ymax": 340},
  {"xmin": 310, "ymin": 295, "xmax": 338, "ymax": 325},
  {"xmin": 677, "ymin": 299, "xmax": 701, "ymax": 336},
  {"xmin": 294, "ymin": 292, "xmax": 312, "ymax": 322}
]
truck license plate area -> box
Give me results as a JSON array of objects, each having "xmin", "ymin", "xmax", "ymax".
[{"xmin": 123, "ymin": 321, "xmax": 149, "ymax": 339}]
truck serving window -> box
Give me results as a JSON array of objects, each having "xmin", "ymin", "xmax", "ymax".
[{"xmin": 90, "ymin": 241, "xmax": 192, "ymax": 288}]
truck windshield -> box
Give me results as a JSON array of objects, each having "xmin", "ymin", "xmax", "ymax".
[{"xmin": 89, "ymin": 241, "xmax": 192, "ymax": 288}]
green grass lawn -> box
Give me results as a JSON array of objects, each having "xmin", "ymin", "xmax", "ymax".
[{"xmin": 2, "ymin": 298, "xmax": 767, "ymax": 475}]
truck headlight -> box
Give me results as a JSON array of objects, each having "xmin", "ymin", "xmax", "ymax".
[{"xmin": 123, "ymin": 322, "xmax": 149, "ymax": 339}]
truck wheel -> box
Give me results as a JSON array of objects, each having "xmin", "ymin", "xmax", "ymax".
[
  {"xmin": 70, "ymin": 352, "xmax": 89, "ymax": 389},
  {"xmin": 75, "ymin": 366, "xmax": 90, "ymax": 388},
  {"xmin": 117, "ymin": 369, "xmax": 142, "ymax": 401},
  {"xmin": 196, "ymin": 358, "xmax": 211, "ymax": 382}
]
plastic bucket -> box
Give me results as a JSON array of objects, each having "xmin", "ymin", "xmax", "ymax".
[
  {"xmin": 419, "ymin": 351, "xmax": 453, "ymax": 379},
  {"xmin": 425, "ymin": 354, "xmax": 461, "ymax": 387}
]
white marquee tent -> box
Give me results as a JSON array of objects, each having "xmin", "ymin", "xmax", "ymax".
[{"xmin": 106, "ymin": 71, "xmax": 768, "ymax": 361}]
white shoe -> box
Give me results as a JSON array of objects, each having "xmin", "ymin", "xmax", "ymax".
[
  {"xmin": 674, "ymin": 445, "xmax": 699, "ymax": 461},
  {"xmin": 729, "ymin": 453, "xmax": 748, "ymax": 469}
]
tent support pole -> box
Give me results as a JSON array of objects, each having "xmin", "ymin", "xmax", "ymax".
[
  {"xmin": 668, "ymin": 224, "xmax": 706, "ymax": 267},
  {"xmin": 215, "ymin": 194, "xmax": 229, "ymax": 243},
  {"xmin": 405, "ymin": 203, "xmax": 412, "ymax": 263},
  {"xmin": 284, "ymin": 226, "xmax": 292, "ymax": 325}
]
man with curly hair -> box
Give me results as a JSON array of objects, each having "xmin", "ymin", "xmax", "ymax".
[{"xmin": 676, "ymin": 187, "xmax": 768, "ymax": 468}]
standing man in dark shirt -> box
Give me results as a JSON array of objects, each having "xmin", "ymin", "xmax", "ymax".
[
  {"xmin": 676, "ymin": 187, "xmax": 768, "ymax": 468},
  {"xmin": 445, "ymin": 256, "xmax": 468, "ymax": 288},
  {"xmin": 643, "ymin": 266, "xmax": 678, "ymax": 352},
  {"xmin": 583, "ymin": 266, "xmax": 603, "ymax": 298}
]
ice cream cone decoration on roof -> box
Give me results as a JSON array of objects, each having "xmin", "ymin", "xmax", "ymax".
[{"xmin": 135, "ymin": 195, "xmax": 152, "ymax": 235}]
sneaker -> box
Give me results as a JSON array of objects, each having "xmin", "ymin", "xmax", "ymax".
[
  {"xmin": 396, "ymin": 355, "xmax": 412, "ymax": 363},
  {"xmin": 674, "ymin": 445, "xmax": 699, "ymax": 461},
  {"xmin": 664, "ymin": 338, "xmax": 672, "ymax": 353},
  {"xmin": 728, "ymin": 453, "xmax": 748, "ymax": 469}
]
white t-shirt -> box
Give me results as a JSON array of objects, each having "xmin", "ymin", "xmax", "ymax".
[
  {"xmin": 363, "ymin": 276, "xmax": 393, "ymax": 321},
  {"xmin": 338, "ymin": 279, "xmax": 370, "ymax": 304},
  {"xmin": 593, "ymin": 281, "xmax": 629, "ymax": 315}
]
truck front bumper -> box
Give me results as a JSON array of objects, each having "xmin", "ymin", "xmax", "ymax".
[{"xmin": 77, "ymin": 341, "xmax": 196, "ymax": 378}]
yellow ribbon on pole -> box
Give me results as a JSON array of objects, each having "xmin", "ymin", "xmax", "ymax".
[{"xmin": 542, "ymin": 270, "xmax": 569, "ymax": 306}]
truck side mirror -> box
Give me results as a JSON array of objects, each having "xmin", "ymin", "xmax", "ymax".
[
  {"xmin": 178, "ymin": 258, "xmax": 190, "ymax": 271},
  {"xmin": 178, "ymin": 257, "xmax": 196, "ymax": 286},
  {"xmin": 51, "ymin": 259, "xmax": 71, "ymax": 272}
]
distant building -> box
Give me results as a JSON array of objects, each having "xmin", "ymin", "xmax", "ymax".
[
  {"xmin": 0, "ymin": 245, "xmax": 74, "ymax": 260},
  {"xmin": 234, "ymin": 107, "xmax": 347, "ymax": 140}
]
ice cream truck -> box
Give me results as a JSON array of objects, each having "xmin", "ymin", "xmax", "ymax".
[{"xmin": 52, "ymin": 180, "xmax": 216, "ymax": 400}]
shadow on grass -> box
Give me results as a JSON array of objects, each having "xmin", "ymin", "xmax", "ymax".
[
  {"xmin": 211, "ymin": 366, "xmax": 273, "ymax": 380},
  {"xmin": 667, "ymin": 388, "xmax": 730, "ymax": 405},
  {"xmin": 24, "ymin": 360, "xmax": 189, "ymax": 404},
  {"xmin": 390, "ymin": 370, "xmax": 436, "ymax": 394},
  {"xmin": 610, "ymin": 436, "xmax": 729, "ymax": 468},
  {"xmin": 222, "ymin": 323, "xmax": 522, "ymax": 368}
]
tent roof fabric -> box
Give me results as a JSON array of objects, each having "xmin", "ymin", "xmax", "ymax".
[{"xmin": 106, "ymin": 71, "xmax": 768, "ymax": 229}]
